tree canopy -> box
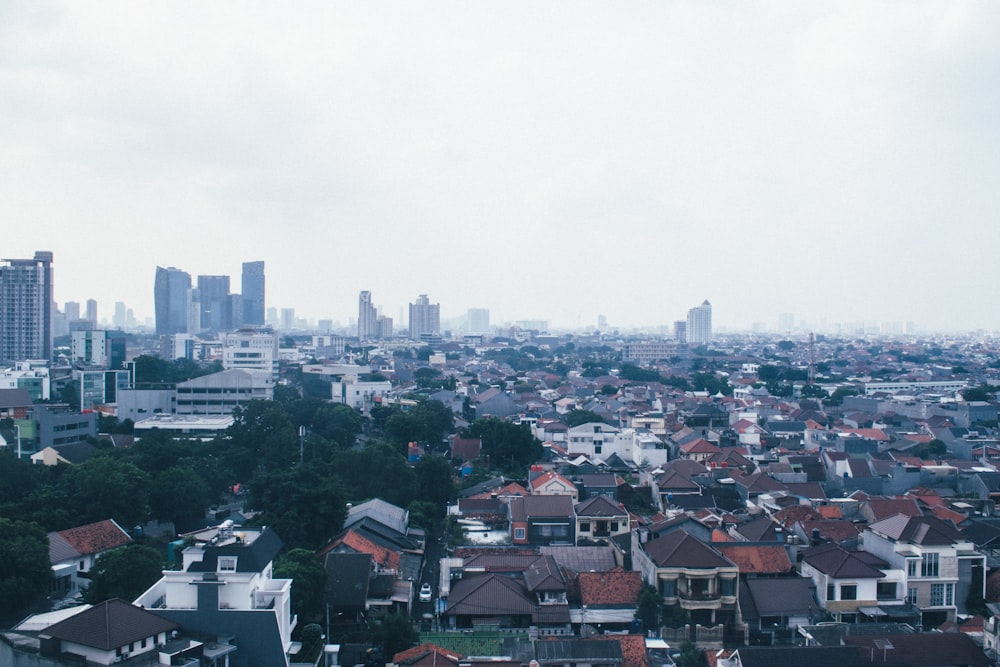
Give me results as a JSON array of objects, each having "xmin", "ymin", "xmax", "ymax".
[
  {"xmin": 0, "ymin": 518, "xmax": 52, "ymax": 613},
  {"xmin": 465, "ymin": 418, "xmax": 542, "ymax": 475},
  {"xmin": 83, "ymin": 544, "xmax": 164, "ymax": 604}
]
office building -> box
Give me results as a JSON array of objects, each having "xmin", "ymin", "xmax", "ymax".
[
  {"xmin": 674, "ymin": 320, "xmax": 687, "ymax": 343},
  {"xmin": 241, "ymin": 260, "xmax": 265, "ymax": 325},
  {"xmin": 154, "ymin": 266, "xmax": 192, "ymax": 335},
  {"xmin": 408, "ymin": 294, "xmax": 440, "ymax": 339},
  {"xmin": 85, "ymin": 299, "xmax": 98, "ymax": 324},
  {"xmin": 223, "ymin": 327, "xmax": 280, "ymax": 377},
  {"xmin": 113, "ymin": 301, "xmax": 126, "ymax": 328},
  {"xmin": 64, "ymin": 301, "xmax": 80, "ymax": 322},
  {"xmin": 375, "ymin": 315, "xmax": 393, "ymax": 339},
  {"xmin": 358, "ymin": 290, "xmax": 376, "ymax": 340},
  {"xmin": 468, "ymin": 308, "xmax": 490, "ymax": 334},
  {"xmin": 0, "ymin": 251, "xmax": 54, "ymax": 363},
  {"xmin": 197, "ymin": 274, "xmax": 231, "ymax": 333},
  {"xmin": 70, "ymin": 329, "xmax": 126, "ymax": 369},
  {"xmin": 686, "ymin": 299, "xmax": 713, "ymax": 345}
]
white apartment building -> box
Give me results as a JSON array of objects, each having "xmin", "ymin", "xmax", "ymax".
[{"xmin": 223, "ymin": 327, "xmax": 279, "ymax": 378}]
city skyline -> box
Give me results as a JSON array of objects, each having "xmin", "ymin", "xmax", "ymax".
[{"xmin": 3, "ymin": 4, "xmax": 999, "ymax": 332}]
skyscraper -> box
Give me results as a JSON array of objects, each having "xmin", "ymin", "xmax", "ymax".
[
  {"xmin": 85, "ymin": 299, "xmax": 98, "ymax": 324},
  {"xmin": 241, "ymin": 261, "xmax": 265, "ymax": 326},
  {"xmin": 467, "ymin": 308, "xmax": 490, "ymax": 334},
  {"xmin": 154, "ymin": 266, "xmax": 192, "ymax": 335},
  {"xmin": 686, "ymin": 299, "xmax": 712, "ymax": 345},
  {"xmin": 197, "ymin": 274, "xmax": 231, "ymax": 333},
  {"xmin": 0, "ymin": 251, "xmax": 54, "ymax": 363},
  {"xmin": 358, "ymin": 290, "xmax": 376, "ymax": 340},
  {"xmin": 408, "ymin": 294, "xmax": 440, "ymax": 339}
]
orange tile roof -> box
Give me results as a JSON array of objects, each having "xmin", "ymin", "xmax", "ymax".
[
  {"xmin": 577, "ymin": 570, "xmax": 643, "ymax": 606},
  {"xmin": 58, "ymin": 519, "xmax": 132, "ymax": 556},
  {"xmin": 817, "ymin": 505, "xmax": 843, "ymax": 519},
  {"xmin": 716, "ymin": 543, "xmax": 792, "ymax": 574},
  {"xmin": 393, "ymin": 643, "xmax": 463, "ymax": 665}
]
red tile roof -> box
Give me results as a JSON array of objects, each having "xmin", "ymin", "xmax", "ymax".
[
  {"xmin": 587, "ymin": 635, "xmax": 648, "ymax": 667},
  {"xmin": 577, "ymin": 570, "xmax": 643, "ymax": 606},
  {"xmin": 57, "ymin": 519, "xmax": 132, "ymax": 556},
  {"xmin": 716, "ymin": 543, "xmax": 792, "ymax": 574},
  {"xmin": 393, "ymin": 643, "xmax": 463, "ymax": 666}
]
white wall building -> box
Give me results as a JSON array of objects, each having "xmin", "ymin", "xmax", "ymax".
[{"xmin": 223, "ymin": 327, "xmax": 279, "ymax": 378}]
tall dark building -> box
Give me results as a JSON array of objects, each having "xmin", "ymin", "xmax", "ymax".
[
  {"xmin": 0, "ymin": 250, "xmax": 54, "ymax": 363},
  {"xmin": 197, "ymin": 275, "xmax": 231, "ymax": 333},
  {"xmin": 154, "ymin": 266, "xmax": 191, "ymax": 335},
  {"xmin": 241, "ymin": 261, "xmax": 265, "ymax": 326}
]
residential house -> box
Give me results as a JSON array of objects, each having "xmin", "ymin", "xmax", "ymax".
[
  {"xmin": 632, "ymin": 529, "xmax": 740, "ymax": 631},
  {"xmin": 530, "ymin": 470, "xmax": 580, "ymax": 501},
  {"xmin": 48, "ymin": 519, "xmax": 133, "ymax": 598},
  {"xmin": 738, "ymin": 577, "xmax": 822, "ymax": 640},
  {"xmin": 575, "ymin": 496, "xmax": 630, "ymax": 546},
  {"xmin": 443, "ymin": 573, "xmax": 536, "ymax": 630},
  {"xmin": 510, "ymin": 495, "xmax": 576, "ymax": 546},
  {"xmin": 799, "ymin": 543, "xmax": 907, "ymax": 624},
  {"xmin": 37, "ymin": 599, "xmax": 183, "ymax": 665},
  {"xmin": 134, "ymin": 525, "xmax": 296, "ymax": 667},
  {"xmin": 862, "ymin": 513, "xmax": 986, "ymax": 625}
]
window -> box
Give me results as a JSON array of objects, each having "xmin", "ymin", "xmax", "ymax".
[
  {"xmin": 720, "ymin": 578, "xmax": 736, "ymax": 597},
  {"xmin": 661, "ymin": 579, "xmax": 677, "ymax": 597},
  {"xmin": 930, "ymin": 583, "xmax": 953, "ymax": 606},
  {"xmin": 579, "ymin": 521, "xmax": 591, "ymax": 533},
  {"xmin": 921, "ymin": 553, "xmax": 939, "ymax": 577},
  {"xmin": 827, "ymin": 584, "xmax": 835, "ymax": 601},
  {"xmin": 514, "ymin": 527, "xmax": 526, "ymax": 540},
  {"xmin": 908, "ymin": 588, "xmax": 918, "ymax": 605},
  {"xmin": 840, "ymin": 585, "xmax": 857, "ymax": 601},
  {"xmin": 218, "ymin": 557, "xmax": 238, "ymax": 572},
  {"xmin": 907, "ymin": 559, "xmax": 918, "ymax": 577}
]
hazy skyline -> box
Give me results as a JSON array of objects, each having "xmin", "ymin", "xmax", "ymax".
[{"xmin": 3, "ymin": 2, "xmax": 999, "ymax": 332}]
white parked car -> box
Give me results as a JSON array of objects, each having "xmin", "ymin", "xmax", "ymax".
[{"xmin": 419, "ymin": 583, "xmax": 432, "ymax": 602}]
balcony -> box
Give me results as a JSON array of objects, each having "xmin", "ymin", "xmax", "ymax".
[{"xmin": 679, "ymin": 590, "xmax": 722, "ymax": 610}]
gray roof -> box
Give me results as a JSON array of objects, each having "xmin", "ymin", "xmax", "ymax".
[
  {"xmin": 740, "ymin": 577, "xmax": 820, "ymax": 619},
  {"xmin": 867, "ymin": 514, "xmax": 965, "ymax": 545},
  {"xmin": 43, "ymin": 599, "xmax": 179, "ymax": 651},
  {"xmin": 345, "ymin": 498, "xmax": 409, "ymax": 535},
  {"xmin": 643, "ymin": 530, "xmax": 734, "ymax": 569},
  {"xmin": 802, "ymin": 543, "xmax": 885, "ymax": 579},
  {"xmin": 539, "ymin": 545, "xmax": 618, "ymax": 573}
]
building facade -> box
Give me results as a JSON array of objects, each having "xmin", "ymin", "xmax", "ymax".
[
  {"xmin": 408, "ymin": 294, "xmax": 440, "ymax": 339},
  {"xmin": 0, "ymin": 251, "xmax": 54, "ymax": 363},
  {"xmin": 241, "ymin": 260, "xmax": 265, "ymax": 326},
  {"xmin": 154, "ymin": 266, "xmax": 192, "ymax": 335},
  {"xmin": 222, "ymin": 327, "xmax": 279, "ymax": 377},
  {"xmin": 358, "ymin": 290, "xmax": 376, "ymax": 340},
  {"xmin": 686, "ymin": 300, "xmax": 712, "ymax": 345}
]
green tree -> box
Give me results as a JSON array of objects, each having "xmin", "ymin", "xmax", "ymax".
[
  {"xmin": 274, "ymin": 549, "xmax": 328, "ymax": 624},
  {"xmin": 0, "ymin": 518, "xmax": 53, "ymax": 612},
  {"xmin": 309, "ymin": 403, "xmax": 362, "ymax": 449},
  {"xmin": 635, "ymin": 585, "xmax": 661, "ymax": 632},
  {"xmin": 223, "ymin": 400, "xmax": 298, "ymax": 480},
  {"xmin": 83, "ymin": 544, "xmax": 163, "ymax": 604},
  {"xmin": 149, "ymin": 465, "xmax": 212, "ymax": 526},
  {"xmin": 384, "ymin": 400, "xmax": 454, "ymax": 450},
  {"xmin": 249, "ymin": 461, "xmax": 348, "ymax": 550},
  {"xmin": 60, "ymin": 455, "xmax": 151, "ymax": 528},
  {"xmin": 371, "ymin": 611, "xmax": 419, "ymax": 659},
  {"xmin": 675, "ymin": 641, "xmax": 706, "ymax": 667},
  {"xmin": 617, "ymin": 364, "xmax": 662, "ymax": 382},
  {"xmin": 465, "ymin": 418, "xmax": 542, "ymax": 474},
  {"xmin": 414, "ymin": 455, "xmax": 455, "ymax": 506}
]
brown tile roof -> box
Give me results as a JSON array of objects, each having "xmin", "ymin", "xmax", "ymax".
[
  {"xmin": 864, "ymin": 497, "xmax": 923, "ymax": 521},
  {"xmin": 643, "ymin": 530, "xmax": 734, "ymax": 569},
  {"xmin": 716, "ymin": 544, "xmax": 792, "ymax": 575},
  {"xmin": 43, "ymin": 598, "xmax": 179, "ymax": 651},
  {"xmin": 799, "ymin": 519, "xmax": 862, "ymax": 545},
  {"xmin": 577, "ymin": 570, "xmax": 643, "ymax": 606},
  {"xmin": 321, "ymin": 529, "xmax": 401, "ymax": 571},
  {"xmin": 55, "ymin": 519, "xmax": 132, "ymax": 557},
  {"xmin": 773, "ymin": 505, "xmax": 822, "ymax": 529}
]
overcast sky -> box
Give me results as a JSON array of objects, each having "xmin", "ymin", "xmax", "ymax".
[{"xmin": 2, "ymin": 2, "xmax": 998, "ymax": 333}]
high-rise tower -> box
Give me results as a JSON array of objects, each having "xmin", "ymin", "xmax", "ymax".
[
  {"xmin": 358, "ymin": 290, "xmax": 376, "ymax": 340},
  {"xmin": 154, "ymin": 266, "xmax": 192, "ymax": 335},
  {"xmin": 686, "ymin": 299, "xmax": 712, "ymax": 345},
  {"xmin": 408, "ymin": 294, "xmax": 440, "ymax": 340},
  {"xmin": 0, "ymin": 251, "xmax": 54, "ymax": 363},
  {"xmin": 241, "ymin": 261, "xmax": 265, "ymax": 326},
  {"xmin": 197, "ymin": 274, "xmax": 231, "ymax": 333}
]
